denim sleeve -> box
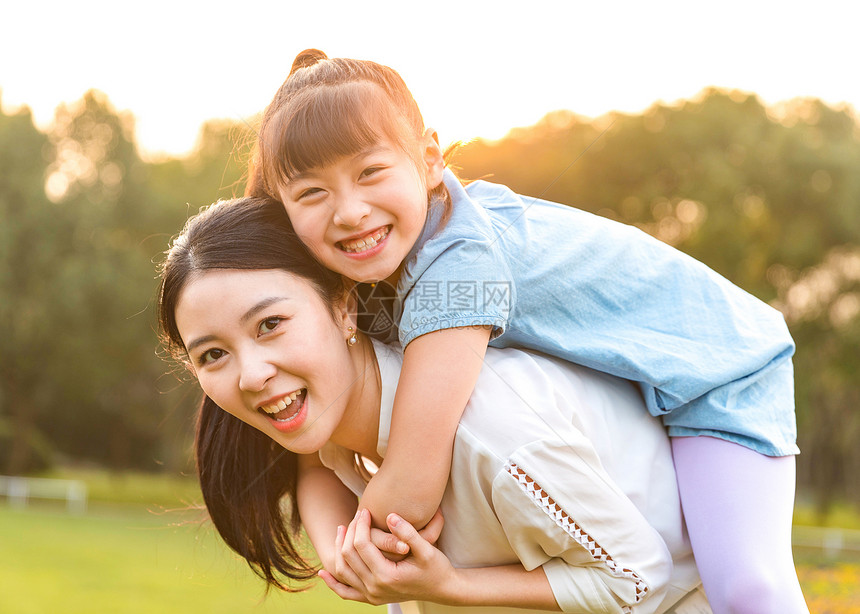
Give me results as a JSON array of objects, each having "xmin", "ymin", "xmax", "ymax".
[{"xmin": 398, "ymin": 233, "xmax": 516, "ymax": 347}]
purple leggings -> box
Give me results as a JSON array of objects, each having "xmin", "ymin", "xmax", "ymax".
[{"xmin": 672, "ymin": 436, "xmax": 809, "ymax": 613}]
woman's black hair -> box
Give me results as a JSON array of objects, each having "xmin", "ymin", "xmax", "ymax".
[{"xmin": 157, "ymin": 196, "xmax": 344, "ymax": 590}]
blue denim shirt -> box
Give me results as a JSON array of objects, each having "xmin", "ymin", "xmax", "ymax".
[{"xmin": 396, "ymin": 170, "xmax": 798, "ymax": 456}]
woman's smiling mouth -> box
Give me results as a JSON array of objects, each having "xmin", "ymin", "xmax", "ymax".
[{"xmin": 259, "ymin": 389, "xmax": 307, "ymax": 424}]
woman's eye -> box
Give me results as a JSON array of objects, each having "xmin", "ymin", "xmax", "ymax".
[
  {"xmin": 258, "ymin": 317, "xmax": 283, "ymax": 335},
  {"xmin": 199, "ymin": 348, "xmax": 225, "ymax": 365}
]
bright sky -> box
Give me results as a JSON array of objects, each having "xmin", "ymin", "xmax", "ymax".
[{"xmin": 2, "ymin": 0, "xmax": 855, "ymax": 159}]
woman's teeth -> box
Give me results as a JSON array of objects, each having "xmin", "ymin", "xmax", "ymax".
[
  {"xmin": 339, "ymin": 227, "xmax": 389, "ymax": 253},
  {"xmin": 260, "ymin": 389, "xmax": 304, "ymax": 420}
]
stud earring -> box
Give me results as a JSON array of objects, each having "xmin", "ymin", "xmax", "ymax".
[{"xmin": 347, "ymin": 326, "xmax": 358, "ymax": 347}]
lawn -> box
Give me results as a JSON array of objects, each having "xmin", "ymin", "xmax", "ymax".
[
  {"xmin": 0, "ymin": 504, "xmax": 379, "ymax": 614},
  {"xmin": 2, "ymin": 470, "xmax": 859, "ymax": 613}
]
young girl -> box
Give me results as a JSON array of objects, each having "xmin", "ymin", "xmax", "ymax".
[
  {"xmin": 247, "ymin": 50, "xmax": 808, "ymax": 613},
  {"xmin": 158, "ymin": 196, "xmax": 708, "ymax": 613}
]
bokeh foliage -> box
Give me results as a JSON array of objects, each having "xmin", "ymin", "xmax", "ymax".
[
  {"xmin": 453, "ymin": 90, "xmax": 860, "ymax": 513},
  {"xmin": 0, "ymin": 87, "xmax": 856, "ymax": 513}
]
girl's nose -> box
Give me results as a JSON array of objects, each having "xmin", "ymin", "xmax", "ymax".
[
  {"xmin": 332, "ymin": 195, "xmax": 371, "ymax": 228},
  {"xmin": 238, "ymin": 355, "xmax": 277, "ymax": 392}
]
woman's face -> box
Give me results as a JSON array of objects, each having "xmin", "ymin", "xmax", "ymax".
[{"xmin": 175, "ymin": 268, "xmax": 361, "ymax": 455}]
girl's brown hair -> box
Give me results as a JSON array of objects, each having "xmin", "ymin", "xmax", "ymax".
[
  {"xmin": 247, "ymin": 49, "xmax": 451, "ymax": 213},
  {"xmin": 157, "ymin": 196, "xmax": 344, "ymax": 590}
]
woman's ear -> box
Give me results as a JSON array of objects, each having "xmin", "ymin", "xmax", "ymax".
[{"xmin": 421, "ymin": 128, "xmax": 445, "ymax": 189}]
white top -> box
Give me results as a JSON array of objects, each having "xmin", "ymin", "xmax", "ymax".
[{"xmin": 319, "ymin": 341, "xmax": 703, "ymax": 614}]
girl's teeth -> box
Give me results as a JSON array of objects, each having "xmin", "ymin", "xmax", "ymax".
[
  {"xmin": 289, "ymin": 391, "xmax": 298, "ymax": 400},
  {"xmin": 341, "ymin": 228, "xmax": 389, "ymax": 253}
]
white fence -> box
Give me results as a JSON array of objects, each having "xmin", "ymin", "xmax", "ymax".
[
  {"xmin": 792, "ymin": 525, "xmax": 860, "ymax": 559},
  {"xmin": 0, "ymin": 475, "xmax": 88, "ymax": 514},
  {"xmin": 0, "ymin": 475, "xmax": 858, "ymax": 557}
]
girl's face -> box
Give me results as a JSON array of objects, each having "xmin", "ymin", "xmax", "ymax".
[
  {"xmin": 175, "ymin": 268, "xmax": 364, "ymax": 455},
  {"xmin": 277, "ymin": 132, "xmax": 444, "ymax": 285}
]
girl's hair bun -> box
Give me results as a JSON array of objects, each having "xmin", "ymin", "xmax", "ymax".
[{"xmin": 290, "ymin": 49, "xmax": 328, "ymax": 75}]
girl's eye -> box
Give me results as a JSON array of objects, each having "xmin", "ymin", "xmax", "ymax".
[
  {"xmin": 361, "ymin": 166, "xmax": 383, "ymax": 178},
  {"xmin": 299, "ymin": 187, "xmax": 323, "ymax": 200},
  {"xmin": 198, "ymin": 348, "xmax": 225, "ymax": 365},
  {"xmin": 258, "ymin": 317, "xmax": 283, "ymax": 335}
]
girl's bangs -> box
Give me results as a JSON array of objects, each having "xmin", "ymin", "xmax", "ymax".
[{"xmin": 265, "ymin": 82, "xmax": 407, "ymax": 184}]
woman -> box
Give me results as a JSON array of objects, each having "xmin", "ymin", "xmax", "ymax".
[{"xmin": 158, "ymin": 196, "xmax": 708, "ymax": 613}]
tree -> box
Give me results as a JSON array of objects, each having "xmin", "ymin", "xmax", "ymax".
[
  {"xmin": 147, "ymin": 117, "xmax": 254, "ymax": 220},
  {"xmin": 0, "ymin": 98, "xmax": 67, "ymax": 472},
  {"xmin": 40, "ymin": 91, "xmax": 183, "ymax": 469},
  {"xmin": 0, "ymin": 91, "xmax": 198, "ymax": 472}
]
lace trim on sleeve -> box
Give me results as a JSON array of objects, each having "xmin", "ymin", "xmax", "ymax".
[{"xmin": 505, "ymin": 461, "xmax": 648, "ymax": 612}]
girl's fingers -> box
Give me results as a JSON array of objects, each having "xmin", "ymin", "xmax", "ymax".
[
  {"xmin": 318, "ymin": 569, "xmax": 367, "ymax": 603},
  {"xmin": 386, "ymin": 513, "xmax": 433, "ymax": 559},
  {"xmin": 353, "ymin": 509, "xmax": 396, "ymax": 571},
  {"xmin": 418, "ymin": 508, "xmax": 445, "ymax": 545},
  {"xmin": 370, "ymin": 526, "xmax": 410, "ymax": 555},
  {"xmin": 334, "ymin": 523, "xmax": 345, "ymax": 549}
]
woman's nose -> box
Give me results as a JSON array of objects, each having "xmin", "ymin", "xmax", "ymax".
[
  {"xmin": 238, "ymin": 354, "xmax": 277, "ymax": 392},
  {"xmin": 332, "ymin": 195, "xmax": 371, "ymax": 228}
]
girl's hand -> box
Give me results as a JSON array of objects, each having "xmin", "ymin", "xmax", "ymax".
[
  {"xmin": 319, "ymin": 509, "xmax": 458, "ymax": 605},
  {"xmin": 370, "ymin": 508, "xmax": 445, "ymax": 562},
  {"xmin": 369, "ymin": 525, "xmax": 410, "ymax": 562}
]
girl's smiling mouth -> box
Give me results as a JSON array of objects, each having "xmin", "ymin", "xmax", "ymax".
[
  {"xmin": 259, "ymin": 389, "xmax": 308, "ymax": 431},
  {"xmin": 337, "ymin": 226, "xmax": 391, "ymax": 254}
]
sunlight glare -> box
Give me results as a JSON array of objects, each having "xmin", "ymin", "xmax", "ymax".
[{"xmin": 1, "ymin": 0, "xmax": 856, "ymax": 157}]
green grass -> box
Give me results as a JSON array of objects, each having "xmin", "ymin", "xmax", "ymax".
[
  {"xmin": 2, "ymin": 504, "xmax": 858, "ymax": 614},
  {"xmin": 3, "ymin": 504, "xmax": 859, "ymax": 614},
  {"xmin": 0, "ymin": 504, "xmax": 380, "ymax": 614},
  {"xmin": 4, "ymin": 470, "xmax": 859, "ymax": 612}
]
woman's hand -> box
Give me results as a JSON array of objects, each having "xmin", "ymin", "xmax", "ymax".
[
  {"xmin": 319, "ymin": 509, "xmax": 458, "ymax": 605},
  {"xmin": 319, "ymin": 509, "xmax": 413, "ymax": 593}
]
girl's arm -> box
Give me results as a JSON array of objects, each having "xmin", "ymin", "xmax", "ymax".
[
  {"xmin": 360, "ymin": 325, "xmax": 492, "ymax": 529},
  {"xmin": 321, "ymin": 510, "xmax": 561, "ymax": 610},
  {"xmin": 297, "ymin": 454, "xmax": 446, "ymax": 577}
]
